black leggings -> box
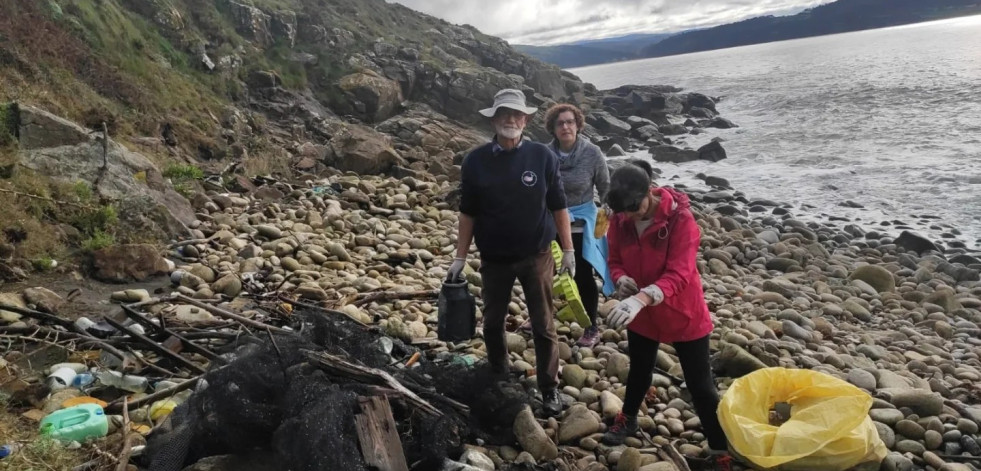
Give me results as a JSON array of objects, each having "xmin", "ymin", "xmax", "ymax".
[
  {"xmin": 571, "ymin": 232, "xmax": 599, "ymax": 325},
  {"xmin": 623, "ymin": 331, "xmax": 728, "ymax": 451}
]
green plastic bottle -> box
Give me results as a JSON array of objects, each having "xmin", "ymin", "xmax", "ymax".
[{"xmin": 39, "ymin": 404, "xmax": 109, "ymax": 443}]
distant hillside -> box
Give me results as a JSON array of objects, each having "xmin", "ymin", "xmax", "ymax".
[
  {"xmin": 515, "ymin": 33, "xmax": 673, "ymax": 68},
  {"xmin": 642, "ymin": 0, "xmax": 981, "ymax": 58}
]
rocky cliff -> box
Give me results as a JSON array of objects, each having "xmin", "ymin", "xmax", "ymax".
[{"xmin": 0, "ymin": 0, "xmax": 728, "ymax": 260}]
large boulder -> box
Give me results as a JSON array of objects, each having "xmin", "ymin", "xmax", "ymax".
[
  {"xmin": 271, "ymin": 10, "xmax": 297, "ymax": 48},
  {"xmin": 895, "ymin": 231, "xmax": 941, "ymax": 255},
  {"xmin": 17, "ymin": 105, "xmax": 90, "ymax": 150},
  {"xmin": 16, "ymin": 106, "xmax": 194, "ymax": 239},
  {"xmin": 336, "ymin": 70, "xmax": 404, "ymax": 123},
  {"xmin": 685, "ymin": 92, "xmax": 718, "ymax": 113},
  {"xmin": 376, "ymin": 106, "xmax": 484, "ymax": 158},
  {"xmin": 587, "ymin": 111, "xmax": 631, "ymax": 136},
  {"xmin": 513, "ymin": 406, "xmax": 558, "ymax": 461},
  {"xmin": 326, "ymin": 124, "xmax": 403, "ymax": 175},
  {"xmin": 227, "ymin": 1, "xmax": 272, "ymax": 46},
  {"xmin": 697, "ymin": 140, "xmax": 727, "ymax": 162},
  {"xmin": 415, "ymin": 66, "xmax": 520, "ymax": 124},
  {"xmin": 22, "ymin": 287, "xmax": 65, "ymax": 315},
  {"xmin": 558, "ymin": 405, "xmax": 601, "ymax": 444},
  {"xmin": 522, "ymin": 62, "xmax": 567, "ymax": 99},
  {"xmin": 91, "ymin": 244, "xmax": 170, "ymax": 283},
  {"xmin": 650, "ymin": 145, "xmax": 698, "ymax": 163},
  {"xmin": 0, "ymin": 292, "xmax": 26, "ymax": 323},
  {"xmin": 658, "ymin": 123, "xmax": 688, "ymax": 136},
  {"xmin": 702, "ymin": 117, "xmax": 738, "ymax": 129},
  {"xmin": 849, "ymin": 265, "xmax": 896, "ymax": 293}
]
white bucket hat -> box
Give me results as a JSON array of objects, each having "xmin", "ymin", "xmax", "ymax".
[{"xmin": 478, "ymin": 89, "xmax": 538, "ymax": 117}]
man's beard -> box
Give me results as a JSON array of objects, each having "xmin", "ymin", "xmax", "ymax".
[{"xmin": 496, "ymin": 125, "xmax": 523, "ymax": 140}]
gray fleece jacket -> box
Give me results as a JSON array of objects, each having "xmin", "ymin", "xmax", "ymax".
[{"xmin": 550, "ymin": 136, "xmax": 610, "ymax": 208}]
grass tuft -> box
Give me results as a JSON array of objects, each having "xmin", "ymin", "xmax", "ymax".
[{"xmin": 81, "ymin": 230, "xmax": 115, "ymax": 252}]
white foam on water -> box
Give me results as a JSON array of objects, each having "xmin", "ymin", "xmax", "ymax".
[{"xmin": 573, "ymin": 15, "xmax": 981, "ymax": 250}]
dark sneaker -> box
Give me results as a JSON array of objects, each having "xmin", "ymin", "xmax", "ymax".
[
  {"xmin": 576, "ymin": 326, "xmax": 600, "ymax": 347},
  {"xmin": 602, "ymin": 412, "xmax": 638, "ymax": 445},
  {"xmin": 710, "ymin": 452, "xmax": 733, "ymax": 471},
  {"xmin": 542, "ymin": 389, "xmax": 562, "ymax": 417}
]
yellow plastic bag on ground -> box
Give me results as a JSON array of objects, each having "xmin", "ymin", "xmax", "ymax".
[{"xmin": 718, "ymin": 367, "xmax": 888, "ymax": 470}]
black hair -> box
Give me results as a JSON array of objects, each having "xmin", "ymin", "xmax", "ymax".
[
  {"xmin": 606, "ymin": 163, "xmax": 652, "ymax": 213},
  {"xmin": 626, "ymin": 159, "xmax": 654, "ymax": 179}
]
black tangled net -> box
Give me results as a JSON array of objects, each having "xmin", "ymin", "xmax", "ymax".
[{"xmin": 142, "ymin": 307, "xmax": 533, "ymax": 471}]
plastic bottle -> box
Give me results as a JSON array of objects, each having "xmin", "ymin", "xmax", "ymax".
[
  {"xmin": 95, "ymin": 370, "xmax": 148, "ymax": 393},
  {"xmin": 149, "ymin": 399, "xmax": 179, "ymax": 421},
  {"xmin": 48, "ymin": 363, "xmax": 88, "ymax": 374},
  {"xmin": 0, "ymin": 444, "xmax": 21, "ymax": 459},
  {"xmin": 74, "ymin": 316, "xmax": 97, "ymax": 332},
  {"xmin": 594, "ymin": 206, "xmax": 611, "ymax": 239},
  {"xmin": 72, "ymin": 373, "xmax": 95, "ymax": 388},
  {"xmin": 75, "ymin": 317, "xmax": 115, "ymax": 338}
]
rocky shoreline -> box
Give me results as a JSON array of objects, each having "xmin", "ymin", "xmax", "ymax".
[
  {"xmin": 170, "ymin": 162, "xmax": 981, "ymax": 471},
  {"xmin": 2, "ymin": 87, "xmax": 981, "ymax": 471}
]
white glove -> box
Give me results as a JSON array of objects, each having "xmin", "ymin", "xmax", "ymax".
[
  {"xmin": 615, "ymin": 276, "xmax": 639, "ymax": 299},
  {"xmin": 607, "ymin": 296, "xmax": 647, "ymax": 329},
  {"xmin": 447, "ymin": 257, "xmax": 466, "ymax": 282},
  {"xmin": 560, "ymin": 250, "xmax": 576, "ymax": 277},
  {"xmin": 640, "ymin": 284, "xmax": 665, "ymax": 306}
]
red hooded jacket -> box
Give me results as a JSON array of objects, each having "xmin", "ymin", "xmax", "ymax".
[{"xmin": 607, "ymin": 187, "xmax": 713, "ymax": 343}]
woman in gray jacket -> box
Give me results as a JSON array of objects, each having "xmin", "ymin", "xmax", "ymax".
[{"xmin": 543, "ymin": 103, "xmax": 613, "ymax": 347}]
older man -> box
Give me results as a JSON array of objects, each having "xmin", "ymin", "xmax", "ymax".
[{"xmin": 447, "ymin": 89, "xmax": 575, "ymax": 416}]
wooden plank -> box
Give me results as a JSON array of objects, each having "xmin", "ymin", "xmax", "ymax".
[{"xmin": 354, "ymin": 396, "xmax": 409, "ymax": 471}]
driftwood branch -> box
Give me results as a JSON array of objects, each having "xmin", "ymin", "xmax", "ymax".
[
  {"xmin": 120, "ymin": 304, "xmax": 224, "ymax": 364},
  {"xmin": 174, "ymin": 294, "xmax": 289, "ymax": 334},
  {"xmin": 103, "ymin": 316, "xmax": 207, "ymax": 374},
  {"xmin": 278, "ymin": 292, "xmax": 369, "ymax": 328},
  {"xmin": 0, "ymin": 188, "xmax": 96, "ymax": 209},
  {"xmin": 661, "ymin": 440, "xmax": 693, "ymax": 471},
  {"xmin": 303, "ymin": 350, "xmax": 442, "ymax": 417},
  {"xmin": 107, "ymin": 376, "xmax": 201, "ymax": 414},
  {"xmin": 0, "ymin": 323, "xmax": 130, "ymax": 363},
  {"xmin": 0, "ymin": 302, "xmax": 75, "ymax": 329},
  {"xmin": 115, "ymin": 398, "xmax": 134, "ymax": 471}
]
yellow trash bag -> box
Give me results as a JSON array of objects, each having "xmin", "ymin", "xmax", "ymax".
[{"xmin": 718, "ymin": 367, "xmax": 888, "ymax": 470}]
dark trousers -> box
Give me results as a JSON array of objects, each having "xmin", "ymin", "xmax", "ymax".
[
  {"xmin": 623, "ymin": 331, "xmax": 729, "ymax": 451},
  {"xmin": 571, "ymin": 232, "xmax": 599, "ymax": 326},
  {"xmin": 479, "ymin": 250, "xmax": 559, "ymax": 392}
]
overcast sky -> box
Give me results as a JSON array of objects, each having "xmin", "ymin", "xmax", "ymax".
[{"xmin": 392, "ymin": 0, "xmax": 835, "ymax": 45}]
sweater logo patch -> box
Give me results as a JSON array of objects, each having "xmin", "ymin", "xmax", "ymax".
[{"xmin": 521, "ymin": 171, "xmax": 538, "ymax": 187}]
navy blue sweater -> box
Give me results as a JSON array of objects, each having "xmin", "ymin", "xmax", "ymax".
[{"xmin": 460, "ymin": 139, "xmax": 567, "ymax": 263}]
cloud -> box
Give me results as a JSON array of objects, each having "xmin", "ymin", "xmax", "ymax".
[{"xmin": 390, "ymin": 0, "xmax": 834, "ymax": 45}]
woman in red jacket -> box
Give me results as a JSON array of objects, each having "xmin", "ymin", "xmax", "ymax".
[{"xmin": 601, "ymin": 163, "xmax": 731, "ymax": 470}]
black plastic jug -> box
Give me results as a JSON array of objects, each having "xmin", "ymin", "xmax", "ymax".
[{"xmin": 437, "ymin": 279, "xmax": 476, "ymax": 342}]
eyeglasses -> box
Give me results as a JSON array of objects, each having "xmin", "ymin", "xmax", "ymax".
[{"xmin": 555, "ymin": 119, "xmax": 577, "ymax": 128}]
